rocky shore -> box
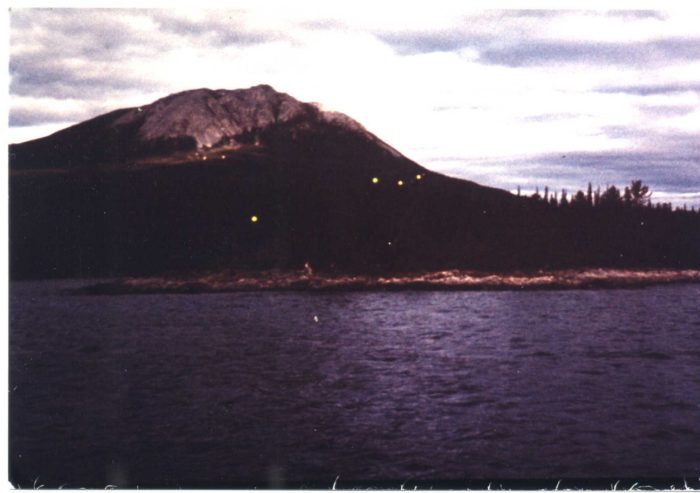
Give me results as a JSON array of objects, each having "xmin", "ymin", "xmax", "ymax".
[{"xmin": 79, "ymin": 268, "xmax": 700, "ymax": 295}]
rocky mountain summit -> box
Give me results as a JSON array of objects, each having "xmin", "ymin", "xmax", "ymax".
[
  {"xmin": 10, "ymin": 85, "xmax": 400, "ymax": 170},
  {"xmin": 115, "ymin": 85, "xmax": 315, "ymax": 148}
]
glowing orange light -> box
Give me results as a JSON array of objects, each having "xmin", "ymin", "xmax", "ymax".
[
  {"xmin": 250, "ymin": 215, "xmax": 259, "ymax": 223},
  {"xmin": 416, "ymin": 174, "xmax": 422, "ymax": 180},
  {"xmin": 397, "ymin": 180, "xmax": 404, "ymax": 187},
  {"xmin": 372, "ymin": 177, "xmax": 379, "ymax": 184}
]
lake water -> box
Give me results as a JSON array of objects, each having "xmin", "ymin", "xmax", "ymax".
[{"xmin": 9, "ymin": 281, "xmax": 700, "ymax": 488}]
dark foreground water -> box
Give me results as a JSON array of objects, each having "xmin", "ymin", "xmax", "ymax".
[{"xmin": 9, "ymin": 281, "xmax": 700, "ymax": 488}]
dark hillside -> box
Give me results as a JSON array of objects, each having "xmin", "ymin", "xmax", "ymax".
[{"xmin": 9, "ymin": 85, "xmax": 700, "ymax": 279}]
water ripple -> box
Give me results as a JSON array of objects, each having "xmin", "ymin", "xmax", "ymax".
[{"xmin": 9, "ymin": 281, "xmax": 700, "ymax": 487}]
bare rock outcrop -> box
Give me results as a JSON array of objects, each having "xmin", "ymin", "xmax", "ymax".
[{"xmin": 114, "ymin": 84, "xmax": 316, "ymax": 148}]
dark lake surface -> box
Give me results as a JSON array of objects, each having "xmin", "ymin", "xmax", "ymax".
[{"xmin": 9, "ymin": 281, "xmax": 700, "ymax": 488}]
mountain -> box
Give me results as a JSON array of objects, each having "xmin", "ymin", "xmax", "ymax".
[
  {"xmin": 9, "ymin": 85, "xmax": 700, "ymax": 279},
  {"xmin": 11, "ymin": 85, "xmax": 407, "ymax": 170}
]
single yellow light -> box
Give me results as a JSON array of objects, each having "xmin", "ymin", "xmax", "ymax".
[
  {"xmin": 416, "ymin": 174, "xmax": 422, "ymax": 180},
  {"xmin": 397, "ymin": 180, "xmax": 404, "ymax": 186},
  {"xmin": 250, "ymin": 215, "xmax": 259, "ymax": 223},
  {"xmin": 372, "ymin": 177, "xmax": 379, "ymax": 184}
]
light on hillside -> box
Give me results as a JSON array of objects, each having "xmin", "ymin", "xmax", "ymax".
[
  {"xmin": 416, "ymin": 174, "xmax": 422, "ymax": 180},
  {"xmin": 372, "ymin": 177, "xmax": 379, "ymax": 184},
  {"xmin": 250, "ymin": 215, "xmax": 259, "ymax": 223},
  {"xmin": 397, "ymin": 180, "xmax": 404, "ymax": 187}
]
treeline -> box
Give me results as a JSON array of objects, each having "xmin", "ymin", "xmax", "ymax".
[
  {"xmin": 498, "ymin": 179, "xmax": 700, "ymax": 271},
  {"xmin": 10, "ymin": 160, "xmax": 700, "ymax": 278},
  {"xmin": 517, "ymin": 180, "xmax": 699, "ymax": 215}
]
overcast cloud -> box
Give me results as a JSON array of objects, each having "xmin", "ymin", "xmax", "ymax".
[{"xmin": 8, "ymin": 6, "xmax": 700, "ymax": 207}]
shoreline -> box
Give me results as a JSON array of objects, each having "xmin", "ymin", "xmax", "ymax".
[{"xmin": 76, "ymin": 268, "xmax": 700, "ymax": 295}]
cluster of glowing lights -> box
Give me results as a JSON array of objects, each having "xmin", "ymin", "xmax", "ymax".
[{"xmin": 371, "ymin": 174, "xmax": 424, "ymax": 186}]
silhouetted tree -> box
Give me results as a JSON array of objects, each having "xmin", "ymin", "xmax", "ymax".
[
  {"xmin": 572, "ymin": 190, "xmax": 587, "ymax": 207},
  {"xmin": 532, "ymin": 186, "xmax": 541, "ymax": 201},
  {"xmin": 623, "ymin": 186, "xmax": 633, "ymax": 206},
  {"xmin": 628, "ymin": 180, "xmax": 651, "ymax": 207},
  {"xmin": 600, "ymin": 185, "xmax": 622, "ymax": 207},
  {"xmin": 559, "ymin": 189, "xmax": 568, "ymax": 207},
  {"xmin": 587, "ymin": 182, "xmax": 593, "ymax": 206}
]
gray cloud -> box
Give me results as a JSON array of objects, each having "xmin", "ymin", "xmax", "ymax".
[
  {"xmin": 599, "ymin": 127, "xmax": 700, "ymax": 155},
  {"xmin": 605, "ymin": 10, "xmax": 667, "ymax": 20},
  {"xmin": 478, "ymin": 38, "xmax": 700, "ymax": 67},
  {"xmin": 11, "ymin": 9, "xmax": 151, "ymax": 58},
  {"xmin": 380, "ymin": 33, "xmax": 700, "ymax": 68},
  {"xmin": 638, "ymin": 104, "xmax": 697, "ymax": 118},
  {"xmin": 596, "ymin": 82, "xmax": 700, "ymax": 96},
  {"xmin": 600, "ymin": 125, "xmax": 641, "ymax": 140},
  {"xmin": 11, "ymin": 9, "xmax": 281, "ymax": 55},
  {"xmin": 375, "ymin": 11, "xmax": 566, "ymax": 55},
  {"xmin": 9, "ymin": 9, "xmax": 284, "ymax": 126},
  {"xmin": 9, "ymin": 106, "xmax": 88, "ymax": 127},
  {"xmin": 517, "ymin": 149, "xmax": 700, "ymax": 192},
  {"xmin": 151, "ymin": 11, "xmax": 283, "ymax": 46},
  {"xmin": 495, "ymin": 10, "xmax": 667, "ymax": 21},
  {"xmin": 376, "ymin": 31, "xmax": 482, "ymax": 55},
  {"xmin": 10, "ymin": 9, "xmax": 166, "ymax": 105},
  {"xmin": 10, "ymin": 51, "xmax": 161, "ymax": 99},
  {"xmin": 375, "ymin": 10, "xmax": 699, "ymax": 69}
]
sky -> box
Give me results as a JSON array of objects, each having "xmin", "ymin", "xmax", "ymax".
[{"xmin": 7, "ymin": 4, "xmax": 700, "ymax": 207}]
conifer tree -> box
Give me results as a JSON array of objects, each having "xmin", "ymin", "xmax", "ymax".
[
  {"xmin": 587, "ymin": 182, "xmax": 593, "ymax": 206},
  {"xmin": 629, "ymin": 180, "xmax": 651, "ymax": 207},
  {"xmin": 600, "ymin": 185, "xmax": 622, "ymax": 207},
  {"xmin": 623, "ymin": 186, "xmax": 633, "ymax": 206},
  {"xmin": 532, "ymin": 186, "xmax": 541, "ymax": 201},
  {"xmin": 572, "ymin": 190, "xmax": 587, "ymax": 207}
]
